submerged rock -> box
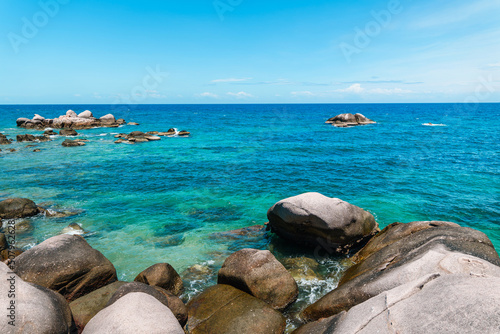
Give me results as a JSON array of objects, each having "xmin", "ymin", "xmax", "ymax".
[
  {"xmin": 60, "ymin": 222, "xmax": 86, "ymax": 235},
  {"xmin": 134, "ymin": 263, "xmax": 184, "ymax": 296},
  {"xmin": 218, "ymin": 248, "xmax": 299, "ymax": 310},
  {"xmin": 62, "ymin": 139, "xmax": 86, "ymax": 147},
  {"xmin": 267, "ymin": 192, "xmax": 378, "ymax": 252},
  {"xmin": 0, "ymin": 198, "xmax": 39, "ymax": 219},
  {"xmin": 14, "ymin": 234, "xmax": 117, "ymax": 301},
  {"xmin": 301, "ymin": 221, "xmax": 500, "ymax": 322},
  {"xmin": 186, "ymin": 284, "xmax": 286, "ymax": 334},
  {"xmin": 83, "ymin": 292, "xmax": 184, "ymax": 334},
  {"xmin": 178, "ymin": 130, "xmax": 190, "ymax": 136}
]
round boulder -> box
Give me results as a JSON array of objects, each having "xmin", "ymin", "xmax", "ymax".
[
  {"xmin": 14, "ymin": 234, "xmax": 117, "ymax": 301},
  {"xmin": 78, "ymin": 110, "xmax": 93, "ymax": 118},
  {"xmin": 66, "ymin": 110, "xmax": 78, "ymax": 117},
  {"xmin": 218, "ymin": 248, "xmax": 298, "ymax": 310},
  {"xmin": 82, "ymin": 292, "xmax": 184, "ymax": 334},
  {"xmin": 134, "ymin": 263, "xmax": 184, "ymax": 296},
  {"xmin": 267, "ymin": 192, "xmax": 378, "ymax": 252},
  {"xmin": 0, "ymin": 198, "xmax": 39, "ymax": 219}
]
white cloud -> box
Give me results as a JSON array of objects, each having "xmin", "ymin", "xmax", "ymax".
[
  {"xmin": 198, "ymin": 92, "xmax": 218, "ymax": 98},
  {"xmin": 211, "ymin": 78, "xmax": 252, "ymax": 83},
  {"xmin": 488, "ymin": 62, "xmax": 500, "ymax": 67},
  {"xmin": 227, "ymin": 91, "xmax": 253, "ymax": 98},
  {"xmin": 291, "ymin": 91, "xmax": 317, "ymax": 97},
  {"xmin": 336, "ymin": 83, "xmax": 365, "ymax": 94}
]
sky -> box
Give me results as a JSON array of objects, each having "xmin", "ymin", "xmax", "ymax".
[{"xmin": 0, "ymin": 0, "xmax": 499, "ymax": 104}]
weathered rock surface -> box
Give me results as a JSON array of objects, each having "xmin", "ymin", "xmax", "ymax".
[
  {"xmin": 0, "ymin": 262, "xmax": 75, "ymax": 334},
  {"xmin": 60, "ymin": 129, "xmax": 79, "ymax": 136},
  {"xmin": 70, "ymin": 281, "xmax": 127, "ymax": 332},
  {"xmin": 82, "ymin": 292, "xmax": 184, "ymax": 334},
  {"xmin": 301, "ymin": 221, "xmax": 500, "ymax": 321},
  {"xmin": 295, "ymin": 274, "xmax": 500, "ymax": 334},
  {"xmin": 186, "ymin": 284, "xmax": 286, "ymax": 334},
  {"xmin": 0, "ymin": 198, "xmax": 39, "ymax": 219},
  {"xmin": 0, "ymin": 133, "xmax": 12, "ymax": 145},
  {"xmin": 14, "ymin": 234, "xmax": 117, "ymax": 301},
  {"xmin": 114, "ymin": 131, "xmax": 162, "ymax": 144},
  {"xmin": 267, "ymin": 192, "xmax": 378, "ymax": 252},
  {"xmin": 16, "ymin": 110, "xmax": 124, "ymax": 130},
  {"xmin": 325, "ymin": 113, "xmax": 375, "ymax": 127},
  {"xmin": 134, "ymin": 263, "xmax": 184, "ymax": 296},
  {"xmin": 218, "ymin": 248, "xmax": 298, "ymax": 310}
]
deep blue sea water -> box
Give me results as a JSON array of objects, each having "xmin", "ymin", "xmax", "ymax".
[{"xmin": 0, "ymin": 103, "xmax": 499, "ymax": 327}]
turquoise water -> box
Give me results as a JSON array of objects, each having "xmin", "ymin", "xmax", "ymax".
[{"xmin": 1, "ymin": 104, "xmax": 499, "ymax": 322}]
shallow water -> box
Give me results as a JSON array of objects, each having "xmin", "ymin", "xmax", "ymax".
[{"xmin": 1, "ymin": 103, "xmax": 499, "ymax": 328}]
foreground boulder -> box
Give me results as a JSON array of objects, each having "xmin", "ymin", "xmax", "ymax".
[
  {"xmin": 16, "ymin": 110, "xmax": 124, "ymax": 130},
  {"xmin": 267, "ymin": 192, "xmax": 378, "ymax": 252},
  {"xmin": 83, "ymin": 292, "xmax": 184, "ymax": 334},
  {"xmin": 14, "ymin": 234, "xmax": 117, "ymax": 301},
  {"xmin": 0, "ymin": 198, "xmax": 39, "ymax": 219},
  {"xmin": 295, "ymin": 274, "xmax": 500, "ymax": 334},
  {"xmin": 301, "ymin": 221, "xmax": 500, "ymax": 321},
  {"xmin": 325, "ymin": 113, "xmax": 375, "ymax": 127},
  {"xmin": 70, "ymin": 281, "xmax": 127, "ymax": 332},
  {"xmin": 106, "ymin": 282, "xmax": 187, "ymax": 326},
  {"xmin": 187, "ymin": 284, "xmax": 286, "ymax": 334},
  {"xmin": 134, "ymin": 263, "xmax": 184, "ymax": 296},
  {"xmin": 218, "ymin": 248, "xmax": 298, "ymax": 310},
  {"xmin": 0, "ymin": 263, "xmax": 75, "ymax": 334}
]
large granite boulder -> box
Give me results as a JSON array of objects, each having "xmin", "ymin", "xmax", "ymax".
[
  {"xmin": 17, "ymin": 111, "xmax": 123, "ymax": 130},
  {"xmin": 186, "ymin": 284, "xmax": 286, "ymax": 334},
  {"xmin": 66, "ymin": 110, "xmax": 78, "ymax": 117},
  {"xmin": 267, "ymin": 193, "xmax": 378, "ymax": 252},
  {"xmin": 325, "ymin": 113, "xmax": 375, "ymax": 127},
  {"xmin": 295, "ymin": 274, "xmax": 500, "ymax": 334},
  {"xmin": 301, "ymin": 221, "xmax": 500, "ymax": 321},
  {"xmin": 99, "ymin": 114, "xmax": 116, "ymax": 124},
  {"xmin": 0, "ymin": 198, "xmax": 39, "ymax": 219},
  {"xmin": 82, "ymin": 292, "xmax": 184, "ymax": 334},
  {"xmin": 134, "ymin": 263, "xmax": 184, "ymax": 296},
  {"xmin": 106, "ymin": 282, "xmax": 187, "ymax": 326},
  {"xmin": 78, "ymin": 110, "xmax": 93, "ymax": 118},
  {"xmin": 14, "ymin": 234, "xmax": 117, "ymax": 301},
  {"xmin": 70, "ymin": 281, "xmax": 127, "ymax": 332},
  {"xmin": 0, "ymin": 262, "xmax": 75, "ymax": 334},
  {"xmin": 218, "ymin": 248, "xmax": 298, "ymax": 310}
]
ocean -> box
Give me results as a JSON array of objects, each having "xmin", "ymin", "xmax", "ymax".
[{"xmin": 1, "ymin": 103, "xmax": 499, "ymax": 327}]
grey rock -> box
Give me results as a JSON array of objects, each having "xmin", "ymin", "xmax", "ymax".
[
  {"xmin": 78, "ymin": 110, "xmax": 94, "ymax": 118},
  {"xmin": 82, "ymin": 292, "xmax": 184, "ymax": 334},
  {"xmin": 267, "ymin": 192, "xmax": 378, "ymax": 251},
  {"xmin": 66, "ymin": 110, "xmax": 78, "ymax": 117},
  {"xmin": 99, "ymin": 114, "xmax": 116, "ymax": 124}
]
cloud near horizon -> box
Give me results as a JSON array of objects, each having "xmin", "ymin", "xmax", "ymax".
[{"xmin": 227, "ymin": 91, "xmax": 253, "ymax": 98}]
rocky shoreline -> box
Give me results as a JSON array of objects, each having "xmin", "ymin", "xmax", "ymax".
[{"xmin": 1, "ymin": 193, "xmax": 499, "ymax": 333}]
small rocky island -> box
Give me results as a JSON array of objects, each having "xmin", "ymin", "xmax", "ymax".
[
  {"xmin": 16, "ymin": 110, "xmax": 125, "ymax": 130},
  {"xmin": 326, "ymin": 113, "xmax": 376, "ymax": 127}
]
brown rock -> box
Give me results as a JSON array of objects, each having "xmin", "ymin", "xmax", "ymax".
[{"xmin": 134, "ymin": 263, "xmax": 184, "ymax": 296}]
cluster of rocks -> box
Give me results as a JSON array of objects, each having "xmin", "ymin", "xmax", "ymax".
[
  {"xmin": 114, "ymin": 129, "xmax": 190, "ymax": 144},
  {"xmin": 2, "ymin": 193, "xmax": 499, "ymax": 333},
  {"xmin": 325, "ymin": 113, "xmax": 376, "ymax": 127},
  {"xmin": 16, "ymin": 110, "xmax": 125, "ymax": 130},
  {"xmin": 0, "ymin": 133, "xmax": 12, "ymax": 145},
  {"xmin": 62, "ymin": 139, "xmax": 88, "ymax": 147}
]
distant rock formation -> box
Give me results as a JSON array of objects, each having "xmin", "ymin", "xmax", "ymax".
[
  {"xmin": 326, "ymin": 113, "xmax": 375, "ymax": 127},
  {"xmin": 16, "ymin": 110, "xmax": 124, "ymax": 130}
]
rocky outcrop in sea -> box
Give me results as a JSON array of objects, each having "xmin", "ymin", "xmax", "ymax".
[
  {"xmin": 326, "ymin": 113, "xmax": 376, "ymax": 127},
  {"xmin": 16, "ymin": 110, "xmax": 126, "ymax": 130}
]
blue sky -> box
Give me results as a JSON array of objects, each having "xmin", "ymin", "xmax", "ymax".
[{"xmin": 1, "ymin": 0, "xmax": 499, "ymax": 104}]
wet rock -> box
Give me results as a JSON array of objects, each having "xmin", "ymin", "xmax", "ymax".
[
  {"xmin": 144, "ymin": 135, "xmax": 161, "ymax": 141},
  {"xmin": 44, "ymin": 129, "xmax": 58, "ymax": 136},
  {"xmin": 325, "ymin": 113, "xmax": 375, "ymax": 126},
  {"xmin": 16, "ymin": 117, "xmax": 31, "ymax": 126},
  {"xmin": 129, "ymin": 131, "xmax": 145, "ymax": 137},
  {"xmin": 116, "ymin": 118, "xmax": 126, "ymax": 125},
  {"xmin": 114, "ymin": 139, "xmax": 128, "ymax": 144},
  {"xmin": 33, "ymin": 149, "xmax": 41, "ymax": 152},
  {"xmin": 296, "ymin": 274, "xmax": 500, "ymax": 334},
  {"xmin": 127, "ymin": 122, "xmax": 140, "ymax": 125},
  {"xmin": 280, "ymin": 257, "xmax": 323, "ymax": 281},
  {"xmin": 61, "ymin": 222, "xmax": 86, "ymax": 235},
  {"xmin": 62, "ymin": 139, "xmax": 86, "ymax": 147},
  {"xmin": 267, "ymin": 192, "xmax": 378, "ymax": 252},
  {"xmin": 14, "ymin": 234, "xmax": 117, "ymax": 301},
  {"xmin": 17, "ymin": 134, "xmax": 36, "ymax": 142},
  {"xmin": 178, "ymin": 130, "xmax": 190, "ymax": 136},
  {"xmin": 70, "ymin": 281, "xmax": 127, "ymax": 332},
  {"xmin": 186, "ymin": 284, "xmax": 286, "ymax": 334},
  {"xmin": 9, "ymin": 149, "xmax": 16, "ymax": 152},
  {"xmin": 146, "ymin": 131, "xmax": 159, "ymax": 135},
  {"xmin": 59, "ymin": 129, "xmax": 78, "ymax": 136},
  {"xmin": 0, "ymin": 262, "xmax": 76, "ymax": 334},
  {"xmin": 0, "ymin": 133, "xmax": 12, "ymax": 145},
  {"xmin": 0, "ymin": 248, "xmax": 23, "ymax": 261},
  {"xmin": 83, "ymin": 292, "xmax": 184, "ymax": 334},
  {"xmin": 0, "ymin": 198, "xmax": 39, "ymax": 219},
  {"xmin": 0, "ymin": 233, "xmax": 7, "ymax": 251},
  {"xmin": 14, "ymin": 219, "xmax": 34, "ymax": 234},
  {"xmin": 134, "ymin": 263, "xmax": 184, "ymax": 296},
  {"xmin": 301, "ymin": 221, "xmax": 500, "ymax": 322},
  {"xmin": 218, "ymin": 248, "xmax": 299, "ymax": 310}
]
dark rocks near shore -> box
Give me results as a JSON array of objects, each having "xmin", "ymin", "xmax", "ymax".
[
  {"xmin": 267, "ymin": 192, "xmax": 379, "ymax": 253},
  {"xmin": 186, "ymin": 284, "xmax": 287, "ymax": 334},
  {"xmin": 59, "ymin": 129, "xmax": 79, "ymax": 136},
  {"xmin": 16, "ymin": 110, "xmax": 124, "ymax": 130},
  {"xmin": 114, "ymin": 131, "xmax": 161, "ymax": 144},
  {"xmin": 0, "ymin": 133, "xmax": 12, "ymax": 145},
  {"xmin": 0, "ymin": 198, "xmax": 39, "ymax": 219},
  {"xmin": 218, "ymin": 248, "xmax": 299, "ymax": 311},
  {"xmin": 62, "ymin": 139, "xmax": 86, "ymax": 147},
  {"xmin": 14, "ymin": 234, "xmax": 118, "ymax": 302},
  {"xmin": 16, "ymin": 133, "xmax": 51, "ymax": 142},
  {"xmin": 134, "ymin": 263, "xmax": 184, "ymax": 296},
  {"xmin": 325, "ymin": 113, "xmax": 375, "ymax": 127}
]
